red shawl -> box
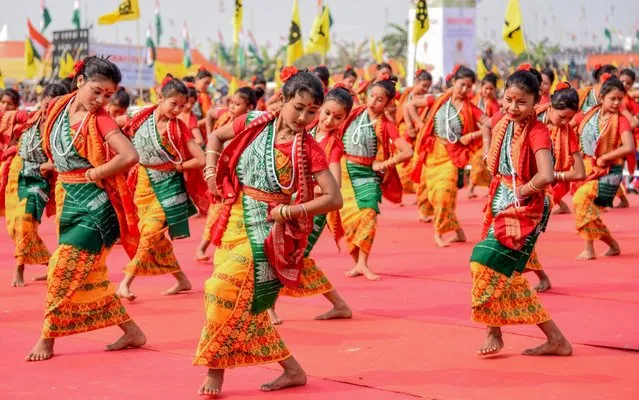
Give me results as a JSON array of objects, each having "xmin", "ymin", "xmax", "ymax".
[
  {"xmin": 212, "ymin": 111, "xmax": 315, "ymax": 288},
  {"xmin": 124, "ymin": 105, "xmax": 209, "ymax": 215},
  {"xmin": 342, "ymin": 105, "xmax": 403, "ymax": 204},
  {"xmin": 473, "ymin": 94, "xmax": 500, "ymax": 118},
  {"xmin": 483, "ymin": 114, "xmax": 549, "ymax": 250},
  {"xmin": 42, "ymin": 93, "xmax": 140, "ymax": 259},
  {"xmin": 410, "ymin": 90, "xmax": 478, "ymax": 183}
]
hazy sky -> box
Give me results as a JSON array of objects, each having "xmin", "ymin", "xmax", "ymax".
[{"xmin": 1, "ymin": 0, "xmax": 637, "ymax": 53}]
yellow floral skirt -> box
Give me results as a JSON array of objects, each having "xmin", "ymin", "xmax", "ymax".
[
  {"xmin": 5, "ymin": 156, "xmax": 51, "ymax": 266},
  {"xmin": 202, "ymin": 203, "xmax": 222, "ymax": 243},
  {"xmin": 124, "ymin": 168, "xmax": 181, "ymax": 276},
  {"xmin": 425, "ymin": 141, "xmax": 461, "ymax": 235},
  {"xmin": 279, "ymin": 257, "xmax": 333, "ymax": 298},
  {"xmin": 470, "ymin": 262, "xmax": 551, "ymax": 327},
  {"xmin": 339, "ymin": 161, "xmax": 377, "ymax": 255},
  {"xmin": 469, "ymin": 150, "xmax": 491, "ymax": 187},
  {"xmin": 193, "ymin": 198, "xmax": 290, "ymax": 369},
  {"xmin": 572, "ymin": 180, "xmax": 610, "ymax": 240},
  {"xmin": 415, "ymin": 165, "xmax": 434, "ymax": 219},
  {"xmin": 524, "ymin": 249, "xmax": 543, "ymax": 271}
]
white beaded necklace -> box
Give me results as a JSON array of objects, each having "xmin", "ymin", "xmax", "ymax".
[
  {"xmin": 444, "ymin": 99, "xmax": 463, "ymax": 144},
  {"xmin": 270, "ymin": 123, "xmax": 297, "ymax": 190},
  {"xmin": 25, "ymin": 118, "xmax": 43, "ymax": 153},
  {"xmin": 351, "ymin": 112, "xmax": 376, "ymax": 146},
  {"xmin": 52, "ymin": 97, "xmax": 89, "ymax": 157},
  {"xmin": 150, "ymin": 109, "xmax": 183, "ymax": 165}
]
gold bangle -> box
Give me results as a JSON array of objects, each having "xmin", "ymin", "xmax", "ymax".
[
  {"xmin": 279, "ymin": 205, "xmax": 285, "ymax": 221},
  {"xmin": 85, "ymin": 169, "xmax": 93, "ymax": 182},
  {"xmin": 285, "ymin": 205, "xmax": 292, "ymax": 221},
  {"xmin": 299, "ymin": 204, "xmax": 308, "ymax": 219},
  {"xmin": 528, "ymin": 180, "xmax": 542, "ymax": 193},
  {"xmin": 205, "ymin": 150, "xmax": 221, "ymax": 156},
  {"xmin": 203, "ymin": 166, "xmax": 216, "ymax": 173}
]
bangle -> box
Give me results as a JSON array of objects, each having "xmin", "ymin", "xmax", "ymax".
[
  {"xmin": 85, "ymin": 169, "xmax": 94, "ymax": 182},
  {"xmin": 559, "ymin": 172, "xmax": 565, "ymax": 182},
  {"xmin": 279, "ymin": 205, "xmax": 286, "ymax": 221},
  {"xmin": 285, "ymin": 205, "xmax": 292, "ymax": 221},
  {"xmin": 203, "ymin": 166, "xmax": 217, "ymax": 173},
  {"xmin": 528, "ymin": 180, "xmax": 542, "ymax": 193},
  {"xmin": 204, "ymin": 172, "xmax": 216, "ymax": 181},
  {"xmin": 205, "ymin": 150, "xmax": 221, "ymax": 156},
  {"xmin": 299, "ymin": 204, "xmax": 308, "ymax": 219}
]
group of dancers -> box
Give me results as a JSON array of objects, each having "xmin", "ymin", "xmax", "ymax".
[{"xmin": 0, "ymin": 54, "xmax": 637, "ymax": 397}]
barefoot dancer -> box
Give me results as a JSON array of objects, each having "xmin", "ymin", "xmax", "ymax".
[
  {"xmin": 194, "ymin": 68, "xmax": 342, "ymax": 396},
  {"xmin": 196, "ymin": 87, "xmax": 257, "ymax": 262},
  {"xmin": 3, "ymin": 84, "xmax": 68, "ymax": 287},
  {"xmin": 117, "ymin": 76, "xmax": 205, "ymax": 300},
  {"xmin": 0, "ymin": 89, "xmax": 22, "ymax": 217},
  {"xmin": 572, "ymin": 75, "xmax": 635, "ymax": 260},
  {"xmin": 470, "ymin": 67, "xmax": 572, "ymax": 357},
  {"xmin": 527, "ymin": 83, "xmax": 586, "ymax": 292},
  {"xmin": 26, "ymin": 57, "xmax": 146, "ymax": 362},
  {"xmin": 339, "ymin": 75, "xmax": 413, "ymax": 280},
  {"xmin": 468, "ymin": 73, "xmax": 500, "ymax": 199},
  {"xmin": 271, "ymin": 86, "xmax": 355, "ymax": 324},
  {"xmin": 411, "ymin": 65, "xmax": 489, "ymax": 247}
]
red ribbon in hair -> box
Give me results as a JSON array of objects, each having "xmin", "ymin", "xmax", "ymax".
[
  {"xmin": 555, "ymin": 81, "xmax": 570, "ymax": 91},
  {"xmin": 445, "ymin": 73, "xmax": 453, "ymax": 81},
  {"xmin": 280, "ymin": 66, "xmax": 298, "ymax": 83},
  {"xmin": 160, "ymin": 74, "xmax": 173, "ymax": 89},
  {"xmin": 333, "ymin": 82, "xmax": 348, "ymax": 90},
  {"xmin": 451, "ymin": 64, "xmax": 461, "ymax": 75},
  {"xmin": 379, "ymin": 72, "xmax": 391, "ymax": 81},
  {"xmin": 185, "ymin": 82, "xmax": 196, "ymax": 89},
  {"xmin": 415, "ymin": 68, "xmax": 424, "ymax": 78},
  {"xmin": 594, "ymin": 63, "xmax": 602, "ymax": 70},
  {"xmin": 517, "ymin": 63, "xmax": 532, "ymax": 72},
  {"xmin": 198, "ymin": 66, "xmax": 207, "ymax": 72},
  {"xmin": 599, "ymin": 73, "xmax": 612, "ymax": 83},
  {"xmin": 345, "ymin": 65, "xmax": 353, "ymax": 71},
  {"xmin": 73, "ymin": 60, "xmax": 86, "ymax": 76}
]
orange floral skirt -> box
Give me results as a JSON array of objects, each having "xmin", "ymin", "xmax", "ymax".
[
  {"xmin": 415, "ymin": 164, "xmax": 434, "ymax": 219},
  {"xmin": 339, "ymin": 164, "xmax": 377, "ymax": 255},
  {"xmin": 425, "ymin": 141, "xmax": 461, "ymax": 235},
  {"xmin": 279, "ymin": 257, "xmax": 333, "ymax": 298},
  {"xmin": 572, "ymin": 180, "xmax": 610, "ymax": 240}
]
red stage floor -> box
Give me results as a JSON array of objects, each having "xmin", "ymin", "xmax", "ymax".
[{"xmin": 1, "ymin": 188, "xmax": 638, "ymax": 399}]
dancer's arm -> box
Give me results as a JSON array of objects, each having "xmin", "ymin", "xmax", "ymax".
[
  {"xmin": 89, "ymin": 130, "xmax": 139, "ymax": 180},
  {"xmin": 271, "ymin": 169, "xmax": 342, "ymax": 222}
]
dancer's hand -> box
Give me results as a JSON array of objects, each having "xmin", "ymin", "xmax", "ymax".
[
  {"xmin": 595, "ymin": 157, "xmax": 609, "ymax": 168},
  {"xmin": 271, "ymin": 205, "xmax": 288, "ymax": 223}
]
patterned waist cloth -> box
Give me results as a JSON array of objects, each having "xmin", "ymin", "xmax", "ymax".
[
  {"xmin": 242, "ymin": 185, "xmax": 291, "ymax": 204},
  {"xmin": 345, "ymin": 154, "xmax": 375, "ymax": 167}
]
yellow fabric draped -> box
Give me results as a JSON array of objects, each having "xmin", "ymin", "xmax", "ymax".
[
  {"xmin": 469, "ymin": 150, "xmax": 492, "ymax": 187},
  {"xmin": 524, "ymin": 249, "xmax": 542, "ymax": 271},
  {"xmin": 416, "ymin": 164, "xmax": 433, "ymax": 219},
  {"xmin": 42, "ymin": 180, "xmax": 130, "ymax": 338},
  {"xmin": 470, "ymin": 262, "xmax": 551, "ymax": 326},
  {"xmin": 124, "ymin": 167, "xmax": 181, "ymax": 276},
  {"xmin": 202, "ymin": 203, "xmax": 222, "ymax": 243},
  {"xmin": 339, "ymin": 159, "xmax": 377, "ymax": 255},
  {"xmin": 572, "ymin": 158, "xmax": 610, "ymax": 240},
  {"xmin": 425, "ymin": 141, "xmax": 460, "ymax": 235},
  {"xmin": 193, "ymin": 196, "xmax": 291, "ymax": 369},
  {"xmin": 5, "ymin": 155, "xmax": 51, "ymax": 266}
]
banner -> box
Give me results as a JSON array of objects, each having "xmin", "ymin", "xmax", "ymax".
[{"xmin": 89, "ymin": 42, "xmax": 154, "ymax": 89}]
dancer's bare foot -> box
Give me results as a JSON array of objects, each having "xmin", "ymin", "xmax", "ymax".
[
  {"xmin": 345, "ymin": 266, "xmax": 363, "ymax": 278},
  {"xmin": 419, "ymin": 216, "xmax": 433, "ymax": 223},
  {"xmin": 477, "ymin": 327, "xmax": 504, "ymax": 356},
  {"xmin": 116, "ymin": 281, "xmax": 137, "ymax": 301},
  {"xmin": 468, "ymin": 191, "xmax": 478, "ymax": 199},
  {"xmin": 25, "ymin": 338, "xmax": 55, "ymax": 361},
  {"xmin": 534, "ymin": 277, "xmax": 552, "ymax": 293},
  {"xmin": 260, "ymin": 367, "xmax": 307, "ymax": 392},
  {"xmin": 32, "ymin": 273, "xmax": 48, "ymax": 282},
  {"xmin": 602, "ymin": 244, "xmax": 621, "ymax": 257},
  {"xmin": 105, "ymin": 322, "xmax": 146, "ymax": 351},
  {"xmin": 359, "ymin": 265, "xmax": 380, "ymax": 281},
  {"xmin": 614, "ymin": 197, "xmax": 629, "ymax": 208},
  {"xmin": 315, "ymin": 304, "xmax": 353, "ymax": 320},
  {"xmin": 268, "ymin": 308, "xmax": 283, "ymax": 325},
  {"xmin": 195, "ymin": 245, "xmax": 211, "ymax": 263},
  {"xmin": 434, "ymin": 234, "xmax": 449, "ymax": 248},
  {"xmin": 448, "ymin": 229, "xmax": 467, "ymax": 244},
  {"xmin": 575, "ymin": 249, "xmax": 596, "ymax": 260},
  {"xmin": 197, "ymin": 369, "xmax": 224, "ymax": 397},
  {"xmin": 553, "ymin": 201, "xmax": 571, "ymax": 214},
  {"xmin": 522, "ymin": 339, "xmax": 573, "ymax": 356},
  {"xmin": 162, "ymin": 273, "xmax": 192, "ymax": 295},
  {"xmin": 11, "ymin": 265, "xmax": 25, "ymax": 287}
]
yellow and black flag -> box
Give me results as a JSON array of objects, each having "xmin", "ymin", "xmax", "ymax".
[
  {"xmin": 286, "ymin": 0, "xmax": 304, "ymax": 65},
  {"xmin": 503, "ymin": 0, "xmax": 526, "ymax": 55},
  {"xmin": 97, "ymin": 0, "xmax": 141, "ymax": 25},
  {"xmin": 233, "ymin": 0, "xmax": 243, "ymax": 46},
  {"xmin": 412, "ymin": 0, "xmax": 429, "ymax": 44},
  {"xmin": 306, "ymin": 5, "xmax": 331, "ymax": 56}
]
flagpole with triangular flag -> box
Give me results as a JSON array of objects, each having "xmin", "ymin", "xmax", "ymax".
[
  {"xmin": 41, "ymin": 0, "xmax": 52, "ymax": 32},
  {"xmin": 286, "ymin": 0, "xmax": 304, "ymax": 66},
  {"xmin": 72, "ymin": 0, "xmax": 81, "ymax": 30}
]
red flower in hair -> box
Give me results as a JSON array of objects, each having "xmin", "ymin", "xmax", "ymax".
[
  {"xmin": 599, "ymin": 73, "xmax": 612, "ymax": 83},
  {"xmin": 185, "ymin": 82, "xmax": 196, "ymax": 89},
  {"xmin": 415, "ymin": 69, "xmax": 424, "ymax": 78},
  {"xmin": 251, "ymin": 76, "xmax": 257, "ymax": 83},
  {"xmin": 345, "ymin": 65, "xmax": 353, "ymax": 71},
  {"xmin": 594, "ymin": 63, "xmax": 602, "ymax": 70},
  {"xmin": 445, "ymin": 73, "xmax": 453, "ymax": 82},
  {"xmin": 280, "ymin": 66, "xmax": 299, "ymax": 83},
  {"xmin": 555, "ymin": 81, "xmax": 570, "ymax": 91},
  {"xmin": 73, "ymin": 60, "xmax": 86, "ymax": 76},
  {"xmin": 333, "ymin": 82, "xmax": 348, "ymax": 90},
  {"xmin": 198, "ymin": 66, "xmax": 207, "ymax": 72},
  {"xmin": 379, "ymin": 72, "xmax": 391, "ymax": 81},
  {"xmin": 517, "ymin": 63, "xmax": 532, "ymax": 72},
  {"xmin": 161, "ymin": 74, "xmax": 173, "ymax": 89},
  {"xmin": 451, "ymin": 64, "xmax": 461, "ymax": 75}
]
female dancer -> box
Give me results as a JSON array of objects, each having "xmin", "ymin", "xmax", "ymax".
[
  {"xmin": 411, "ymin": 65, "xmax": 488, "ymax": 247},
  {"xmin": 572, "ymin": 75, "xmax": 635, "ymax": 260},
  {"xmin": 469, "ymin": 73, "xmax": 500, "ymax": 198},
  {"xmin": 354, "ymin": 62, "xmax": 393, "ymax": 102},
  {"xmin": 578, "ymin": 64, "xmax": 618, "ymax": 112},
  {"xmin": 26, "ymin": 56, "xmax": 146, "ymax": 362},
  {"xmin": 6, "ymin": 83, "xmax": 68, "ymax": 287},
  {"xmin": 0, "ymin": 88, "xmax": 21, "ymax": 216},
  {"xmin": 539, "ymin": 68, "xmax": 555, "ymax": 105},
  {"xmin": 470, "ymin": 67, "xmax": 572, "ymax": 357},
  {"xmin": 341, "ymin": 75, "xmax": 413, "ymax": 280},
  {"xmin": 116, "ymin": 76, "xmax": 205, "ymax": 300},
  {"xmin": 180, "ymin": 83, "xmax": 205, "ymax": 147},
  {"xmin": 194, "ymin": 67, "xmax": 342, "ymax": 396},
  {"xmin": 0, "ymin": 88, "xmax": 20, "ymax": 112},
  {"xmin": 341, "ymin": 65, "xmax": 360, "ymax": 105}
]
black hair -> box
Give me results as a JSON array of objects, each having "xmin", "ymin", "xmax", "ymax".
[
  {"xmin": 371, "ymin": 74, "xmax": 398, "ymax": 102},
  {"xmin": 313, "ymin": 66, "xmax": 330, "ymax": 86},
  {"xmin": 600, "ymin": 76, "xmax": 626, "ymax": 98},
  {"xmin": 482, "ymin": 72, "xmax": 498, "ymax": 87},
  {"xmin": 620, "ymin": 68, "xmax": 636, "ymax": 83},
  {"xmin": 110, "ymin": 87, "xmax": 131, "ymax": 109},
  {"xmin": 235, "ymin": 86, "xmax": 257, "ymax": 109},
  {"xmin": 325, "ymin": 87, "xmax": 354, "ymax": 115},
  {"xmin": 529, "ymin": 67, "xmax": 543, "ymax": 86},
  {"xmin": 186, "ymin": 87, "xmax": 198, "ymax": 100},
  {"xmin": 182, "ymin": 76, "xmax": 195, "ymax": 83},
  {"xmin": 160, "ymin": 74, "xmax": 189, "ymax": 98},
  {"xmin": 540, "ymin": 68, "xmax": 555, "ymax": 84},
  {"xmin": 252, "ymin": 75, "xmax": 267, "ymax": 86},
  {"xmin": 61, "ymin": 77, "xmax": 74, "ymax": 92},
  {"xmin": 592, "ymin": 64, "xmax": 618, "ymax": 81},
  {"xmin": 42, "ymin": 83, "xmax": 69, "ymax": 99},
  {"xmin": 505, "ymin": 70, "xmax": 541, "ymax": 102},
  {"xmin": 281, "ymin": 70, "xmax": 324, "ymax": 105},
  {"xmin": 72, "ymin": 56, "xmax": 122, "ymax": 90},
  {"xmin": 1, "ymin": 88, "xmax": 20, "ymax": 107},
  {"xmin": 415, "ymin": 70, "xmax": 433, "ymax": 82},
  {"xmin": 453, "ymin": 65, "xmax": 476, "ymax": 83},
  {"xmin": 377, "ymin": 62, "xmax": 392, "ymax": 72},
  {"xmin": 550, "ymin": 86, "xmax": 579, "ymax": 111},
  {"xmin": 344, "ymin": 67, "xmax": 357, "ymax": 80},
  {"xmin": 196, "ymin": 68, "xmax": 213, "ymax": 80}
]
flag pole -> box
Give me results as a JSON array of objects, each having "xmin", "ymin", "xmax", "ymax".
[{"xmin": 136, "ymin": 20, "xmax": 142, "ymax": 97}]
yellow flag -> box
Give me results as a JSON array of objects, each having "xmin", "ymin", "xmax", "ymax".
[
  {"xmin": 0, "ymin": 69, "xmax": 5, "ymax": 89},
  {"xmin": 370, "ymin": 37, "xmax": 377, "ymax": 62},
  {"xmin": 550, "ymin": 68, "xmax": 559, "ymax": 93},
  {"xmin": 58, "ymin": 52, "xmax": 75, "ymax": 79},
  {"xmin": 503, "ymin": 0, "xmax": 526, "ymax": 55},
  {"xmin": 25, "ymin": 39, "xmax": 37, "ymax": 79},
  {"xmin": 275, "ymin": 58, "xmax": 283, "ymax": 89},
  {"xmin": 476, "ymin": 57, "xmax": 488, "ymax": 80},
  {"xmin": 412, "ymin": 0, "xmax": 429, "ymax": 44},
  {"xmin": 233, "ymin": 0, "xmax": 243, "ymax": 46},
  {"xmin": 286, "ymin": 0, "xmax": 304, "ymax": 65},
  {"xmin": 97, "ymin": 0, "xmax": 141, "ymax": 26},
  {"xmin": 375, "ymin": 41, "xmax": 384, "ymax": 64},
  {"xmin": 149, "ymin": 86, "xmax": 158, "ymax": 103},
  {"xmin": 229, "ymin": 76, "xmax": 238, "ymax": 95},
  {"xmin": 305, "ymin": 6, "xmax": 331, "ymax": 55}
]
